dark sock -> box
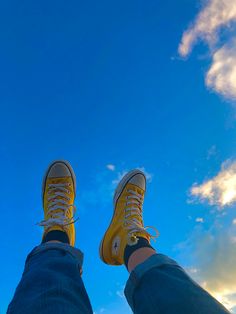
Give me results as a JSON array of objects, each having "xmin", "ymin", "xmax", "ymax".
[
  {"xmin": 42, "ymin": 230, "xmax": 69, "ymax": 244},
  {"xmin": 123, "ymin": 237, "xmax": 154, "ymax": 269}
]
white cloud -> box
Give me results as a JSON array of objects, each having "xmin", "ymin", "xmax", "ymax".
[
  {"xmin": 196, "ymin": 217, "xmax": 204, "ymax": 223},
  {"xmin": 106, "ymin": 164, "xmax": 116, "ymax": 171},
  {"xmin": 233, "ymin": 219, "xmax": 236, "ymax": 225},
  {"xmin": 178, "ymin": 0, "xmax": 236, "ymax": 100},
  {"xmin": 206, "ymin": 42, "xmax": 236, "ymax": 100},
  {"xmin": 199, "ymin": 230, "xmax": 236, "ymax": 311},
  {"xmin": 190, "ymin": 160, "xmax": 236, "ymax": 207},
  {"xmin": 213, "ymin": 293, "xmax": 236, "ymax": 313},
  {"xmin": 180, "ymin": 223, "xmax": 236, "ymax": 312},
  {"xmin": 179, "ymin": 0, "xmax": 236, "ymax": 57}
]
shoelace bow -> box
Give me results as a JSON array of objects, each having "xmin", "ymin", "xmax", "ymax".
[
  {"xmin": 37, "ymin": 183, "xmax": 77, "ymax": 228},
  {"xmin": 124, "ymin": 189, "xmax": 159, "ymax": 244}
]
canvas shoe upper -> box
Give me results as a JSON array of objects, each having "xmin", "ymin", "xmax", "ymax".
[
  {"xmin": 38, "ymin": 160, "xmax": 77, "ymax": 246},
  {"xmin": 100, "ymin": 169, "xmax": 158, "ymax": 265}
]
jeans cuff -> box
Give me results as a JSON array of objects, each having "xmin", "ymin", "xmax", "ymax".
[
  {"xmin": 124, "ymin": 253, "xmax": 178, "ymax": 310},
  {"xmin": 26, "ymin": 242, "xmax": 84, "ymax": 269}
]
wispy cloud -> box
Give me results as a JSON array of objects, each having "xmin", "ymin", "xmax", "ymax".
[
  {"xmin": 186, "ymin": 157, "xmax": 236, "ymax": 311},
  {"xmin": 190, "ymin": 160, "xmax": 236, "ymax": 207},
  {"xmin": 80, "ymin": 165, "xmax": 153, "ymax": 210},
  {"xmin": 207, "ymin": 145, "xmax": 217, "ymax": 160},
  {"xmin": 93, "ymin": 300, "xmax": 131, "ymax": 314},
  {"xmin": 183, "ymin": 223, "xmax": 236, "ymax": 312},
  {"xmin": 112, "ymin": 170, "xmax": 128, "ymax": 186},
  {"xmin": 179, "ymin": 0, "xmax": 236, "ymax": 100},
  {"xmin": 195, "ymin": 217, "xmax": 204, "ymax": 223},
  {"xmin": 106, "ymin": 164, "xmax": 116, "ymax": 171},
  {"xmin": 116, "ymin": 289, "xmax": 125, "ymax": 299},
  {"xmin": 79, "ymin": 171, "xmax": 115, "ymax": 212}
]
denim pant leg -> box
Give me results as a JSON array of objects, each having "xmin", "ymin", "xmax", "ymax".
[
  {"xmin": 7, "ymin": 242, "xmax": 93, "ymax": 314},
  {"xmin": 125, "ymin": 254, "xmax": 231, "ymax": 314}
]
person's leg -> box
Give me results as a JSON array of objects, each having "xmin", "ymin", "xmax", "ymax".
[
  {"xmin": 7, "ymin": 161, "xmax": 93, "ymax": 314},
  {"xmin": 7, "ymin": 242, "xmax": 93, "ymax": 314},
  {"xmin": 124, "ymin": 248, "xmax": 230, "ymax": 314},
  {"xmin": 100, "ymin": 169, "xmax": 230, "ymax": 314}
]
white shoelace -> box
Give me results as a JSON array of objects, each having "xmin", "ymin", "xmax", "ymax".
[
  {"xmin": 38, "ymin": 183, "xmax": 77, "ymax": 228},
  {"xmin": 124, "ymin": 189, "xmax": 158, "ymax": 244}
]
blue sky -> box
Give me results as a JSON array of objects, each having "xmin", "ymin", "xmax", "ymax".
[{"xmin": 1, "ymin": 0, "xmax": 236, "ymax": 313}]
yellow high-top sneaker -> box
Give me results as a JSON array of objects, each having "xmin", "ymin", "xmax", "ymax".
[
  {"xmin": 100, "ymin": 169, "xmax": 158, "ymax": 265},
  {"xmin": 39, "ymin": 160, "xmax": 77, "ymax": 246}
]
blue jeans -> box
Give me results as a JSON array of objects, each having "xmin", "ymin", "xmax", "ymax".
[{"xmin": 7, "ymin": 242, "xmax": 231, "ymax": 314}]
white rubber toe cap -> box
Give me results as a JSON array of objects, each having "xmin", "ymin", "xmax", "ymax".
[
  {"xmin": 113, "ymin": 169, "xmax": 146, "ymax": 206},
  {"xmin": 48, "ymin": 162, "xmax": 72, "ymax": 178},
  {"xmin": 129, "ymin": 173, "xmax": 146, "ymax": 190},
  {"xmin": 42, "ymin": 160, "xmax": 77, "ymax": 201}
]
